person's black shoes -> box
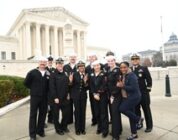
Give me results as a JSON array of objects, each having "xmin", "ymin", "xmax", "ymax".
[
  {"xmin": 76, "ymin": 131, "xmax": 80, "ymax": 135},
  {"xmin": 56, "ymin": 130, "xmax": 64, "ymax": 135},
  {"xmin": 102, "ymin": 132, "xmax": 108, "ymax": 138},
  {"xmin": 63, "ymin": 128, "xmax": 70, "ymax": 133},
  {"xmin": 145, "ymin": 128, "xmax": 152, "ymax": 133},
  {"xmin": 81, "ymin": 130, "xmax": 86, "ymax": 135},
  {"xmin": 37, "ymin": 132, "xmax": 45, "ymax": 137},
  {"xmin": 96, "ymin": 130, "xmax": 101, "ymax": 134},
  {"xmin": 91, "ymin": 122, "xmax": 97, "ymax": 126}
]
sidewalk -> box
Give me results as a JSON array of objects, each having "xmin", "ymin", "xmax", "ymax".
[{"xmin": 0, "ymin": 95, "xmax": 178, "ymax": 140}]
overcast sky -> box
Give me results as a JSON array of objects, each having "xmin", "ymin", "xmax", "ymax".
[{"xmin": 1, "ymin": 0, "xmax": 178, "ymax": 57}]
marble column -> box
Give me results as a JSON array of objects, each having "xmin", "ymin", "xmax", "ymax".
[
  {"xmin": 80, "ymin": 31, "xmax": 86, "ymax": 59},
  {"xmin": 45, "ymin": 25, "xmax": 50, "ymax": 56},
  {"xmin": 22, "ymin": 25, "xmax": 26, "ymax": 59},
  {"xmin": 58, "ymin": 29, "xmax": 63, "ymax": 56},
  {"xmin": 25, "ymin": 22, "xmax": 31, "ymax": 58},
  {"xmin": 35, "ymin": 23, "xmax": 41, "ymax": 56},
  {"xmin": 18, "ymin": 28, "xmax": 23, "ymax": 60},
  {"xmin": 53, "ymin": 26, "xmax": 59, "ymax": 58},
  {"xmin": 77, "ymin": 31, "xmax": 81, "ymax": 58}
]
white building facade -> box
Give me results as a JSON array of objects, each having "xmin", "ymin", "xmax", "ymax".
[{"xmin": 0, "ymin": 7, "xmax": 88, "ymax": 60}]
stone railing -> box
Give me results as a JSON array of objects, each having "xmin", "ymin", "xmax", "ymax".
[
  {"xmin": 149, "ymin": 67, "xmax": 178, "ymax": 80},
  {"xmin": 1, "ymin": 60, "xmax": 178, "ymax": 79}
]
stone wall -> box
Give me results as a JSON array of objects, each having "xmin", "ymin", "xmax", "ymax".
[
  {"xmin": 0, "ymin": 60, "xmax": 38, "ymax": 77},
  {"xmin": 1, "ymin": 60, "xmax": 178, "ymax": 79}
]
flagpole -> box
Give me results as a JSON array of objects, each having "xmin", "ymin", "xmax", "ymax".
[{"xmin": 160, "ymin": 16, "xmax": 166, "ymax": 61}]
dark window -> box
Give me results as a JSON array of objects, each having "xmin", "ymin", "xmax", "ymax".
[
  {"xmin": 1, "ymin": 51, "xmax": 6, "ymax": 60},
  {"xmin": 11, "ymin": 52, "xmax": 16, "ymax": 60}
]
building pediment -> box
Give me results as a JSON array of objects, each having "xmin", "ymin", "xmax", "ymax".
[
  {"xmin": 7, "ymin": 7, "xmax": 88, "ymax": 36},
  {"xmin": 24, "ymin": 7, "xmax": 88, "ymax": 26}
]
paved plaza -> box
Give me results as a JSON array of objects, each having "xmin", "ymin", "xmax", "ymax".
[{"xmin": 0, "ymin": 78, "xmax": 178, "ymax": 140}]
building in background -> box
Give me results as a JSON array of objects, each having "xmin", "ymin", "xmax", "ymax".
[
  {"xmin": 163, "ymin": 33, "xmax": 178, "ymax": 63},
  {"xmin": 0, "ymin": 7, "xmax": 89, "ymax": 60},
  {"xmin": 122, "ymin": 49, "xmax": 158, "ymax": 63}
]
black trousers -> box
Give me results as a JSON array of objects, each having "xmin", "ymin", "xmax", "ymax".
[
  {"xmin": 47, "ymin": 105, "xmax": 53, "ymax": 122},
  {"xmin": 89, "ymin": 91, "xmax": 97, "ymax": 124},
  {"xmin": 94, "ymin": 95, "xmax": 109, "ymax": 134},
  {"xmin": 68, "ymin": 98, "xmax": 74, "ymax": 124},
  {"xmin": 29, "ymin": 96, "xmax": 47, "ymax": 138},
  {"xmin": 52, "ymin": 100, "xmax": 70, "ymax": 131},
  {"xmin": 136, "ymin": 92, "xmax": 153, "ymax": 129},
  {"xmin": 111, "ymin": 97, "xmax": 122, "ymax": 139},
  {"xmin": 73, "ymin": 98, "xmax": 87, "ymax": 132}
]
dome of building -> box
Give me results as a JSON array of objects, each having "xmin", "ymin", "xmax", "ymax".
[{"xmin": 164, "ymin": 33, "xmax": 178, "ymax": 46}]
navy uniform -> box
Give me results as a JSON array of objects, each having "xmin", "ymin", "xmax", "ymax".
[
  {"xmin": 70, "ymin": 61, "xmax": 88, "ymax": 135},
  {"xmin": 46, "ymin": 56, "xmax": 55, "ymax": 124},
  {"xmin": 64, "ymin": 62, "xmax": 77, "ymax": 124},
  {"xmin": 104, "ymin": 51, "xmax": 120, "ymax": 123},
  {"xmin": 49, "ymin": 58, "xmax": 70, "ymax": 135},
  {"xmin": 130, "ymin": 54, "xmax": 153, "ymax": 132},
  {"xmin": 90, "ymin": 68, "xmax": 109, "ymax": 138},
  {"xmin": 107, "ymin": 66, "xmax": 122, "ymax": 140},
  {"xmin": 24, "ymin": 66, "xmax": 49, "ymax": 139},
  {"xmin": 85, "ymin": 64, "xmax": 97, "ymax": 125}
]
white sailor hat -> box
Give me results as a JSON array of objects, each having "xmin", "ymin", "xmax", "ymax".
[
  {"xmin": 35, "ymin": 56, "xmax": 48, "ymax": 62},
  {"xmin": 91, "ymin": 60, "xmax": 101, "ymax": 66},
  {"xmin": 105, "ymin": 55, "xmax": 116, "ymax": 61}
]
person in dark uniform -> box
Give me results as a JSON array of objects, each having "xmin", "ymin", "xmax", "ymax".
[
  {"xmin": 46, "ymin": 56, "xmax": 55, "ymax": 124},
  {"xmin": 69, "ymin": 61, "xmax": 88, "ymax": 135},
  {"xmin": 130, "ymin": 53, "xmax": 153, "ymax": 133},
  {"xmin": 49, "ymin": 58, "xmax": 70, "ymax": 135},
  {"xmin": 106, "ymin": 56, "xmax": 122, "ymax": 140},
  {"xmin": 89, "ymin": 60, "xmax": 109, "ymax": 138},
  {"xmin": 85, "ymin": 53, "xmax": 98, "ymax": 126},
  {"xmin": 24, "ymin": 57, "xmax": 49, "ymax": 140},
  {"xmin": 117, "ymin": 61, "xmax": 143, "ymax": 140},
  {"xmin": 104, "ymin": 51, "xmax": 120, "ymax": 124},
  {"xmin": 63, "ymin": 53, "xmax": 77, "ymax": 124}
]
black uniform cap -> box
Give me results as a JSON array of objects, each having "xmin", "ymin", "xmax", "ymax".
[
  {"xmin": 56, "ymin": 57, "xmax": 64, "ymax": 64},
  {"xmin": 130, "ymin": 53, "xmax": 140, "ymax": 59},
  {"xmin": 106, "ymin": 51, "xmax": 115, "ymax": 56},
  {"xmin": 77, "ymin": 60, "xmax": 85, "ymax": 67},
  {"xmin": 47, "ymin": 56, "xmax": 53, "ymax": 61}
]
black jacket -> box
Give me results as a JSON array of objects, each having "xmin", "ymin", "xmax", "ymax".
[
  {"xmin": 106, "ymin": 66, "xmax": 121, "ymax": 98},
  {"xmin": 71, "ymin": 72, "xmax": 88, "ymax": 100},
  {"xmin": 89, "ymin": 71, "xmax": 107, "ymax": 96},
  {"xmin": 24, "ymin": 68, "xmax": 50, "ymax": 97},
  {"xmin": 46, "ymin": 66, "xmax": 55, "ymax": 74},
  {"xmin": 49, "ymin": 70, "xmax": 69, "ymax": 103},
  {"xmin": 131, "ymin": 65, "xmax": 152, "ymax": 93},
  {"xmin": 85, "ymin": 63, "xmax": 105, "ymax": 91},
  {"xmin": 64, "ymin": 63, "xmax": 77, "ymax": 75}
]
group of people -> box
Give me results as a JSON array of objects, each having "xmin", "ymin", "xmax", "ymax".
[{"xmin": 24, "ymin": 51, "xmax": 153, "ymax": 140}]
